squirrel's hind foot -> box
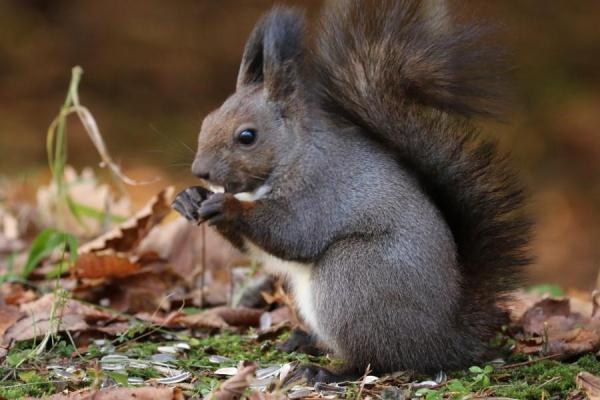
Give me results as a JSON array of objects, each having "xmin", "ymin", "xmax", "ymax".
[
  {"xmin": 276, "ymin": 329, "xmax": 323, "ymax": 356},
  {"xmin": 284, "ymin": 364, "xmax": 356, "ymax": 385}
]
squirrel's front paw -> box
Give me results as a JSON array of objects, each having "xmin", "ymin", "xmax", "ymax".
[
  {"xmin": 198, "ymin": 192, "xmax": 244, "ymax": 225},
  {"xmin": 171, "ymin": 186, "xmax": 212, "ymax": 223}
]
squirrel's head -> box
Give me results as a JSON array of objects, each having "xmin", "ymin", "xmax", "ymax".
[{"xmin": 192, "ymin": 8, "xmax": 306, "ymax": 195}]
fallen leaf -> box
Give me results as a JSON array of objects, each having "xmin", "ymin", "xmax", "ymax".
[
  {"xmin": 577, "ymin": 371, "xmax": 600, "ymax": 400},
  {"xmin": 520, "ymin": 298, "xmax": 579, "ymax": 335},
  {"xmin": 26, "ymin": 386, "xmax": 184, "ymax": 400},
  {"xmin": 210, "ymin": 361, "xmax": 257, "ymax": 400},
  {"xmin": 1, "ymin": 283, "xmax": 38, "ymax": 305},
  {"xmin": 138, "ymin": 306, "xmax": 263, "ymax": 330},
  {"xmin": 501, "ymin": 290, "xmax": 545, "ymax": 323},
  {"xmin": 256, "ymin": 307, "xmax": 293, "ymax": 341},
  {"xmin": 3, "ymin": 293, "xmax": 124, "ymax": 344},
  {"xmin": 177, "ymin": 306, "xmax": 263, "ymax": 329},
  {"xmin": 138, "ymin": 217, "xmax": 242, "ymax": 285},
  {"xmin": 78, "ymin": 187, "xmax": 174, "ymax": 254},
  {"xmin": 548, "ymin": 329, "xmax": 600, "ymax": 357},
  {"xmin": 0, "ymin": 207, "xmax": 24, "ymax": 253},
  {"xmin": 73, "ymin": 253, "xmax": 141, "ymax": 279},
  {"xmin": 36, "ymin": 166, "xmax": 132, "ymax": 237},
  {"xmin": 0, "ymin": 305, "xmax": 22, "ymax": 338},
  {"xmin": 80, "ymin": 265, "xmax": 184, "ymax": 313}
]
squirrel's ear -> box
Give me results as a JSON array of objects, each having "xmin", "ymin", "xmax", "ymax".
[{"xmin": 237, "ymin": 7, "xmax": 305, "ymax": 101}]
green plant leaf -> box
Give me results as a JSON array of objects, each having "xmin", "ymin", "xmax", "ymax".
[
  {"xmin": 469, "ymin": 366, "xmax": 484, "ymax": 374},
  {"xmin": 21, "ymin": 229, "xmax": 78, "ymax": 279},
  {"xmin": 107, "ymin": 371, "xmax": 129, "ymax": 387},
  {"xmin": 70, "ymin": 201, "xmax": 127, "ymax": 224},
  {"xmin": 482, "ymin": 374, "xmax": 490, "ymax": 387},
  {"xmin": 447, "ymin": 380, "xmax": 467, "ymax": 393}
]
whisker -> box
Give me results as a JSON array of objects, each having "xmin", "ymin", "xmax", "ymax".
[{"xmin": 149, "ymin": 124, "xmax": 195, "ymax": 155}]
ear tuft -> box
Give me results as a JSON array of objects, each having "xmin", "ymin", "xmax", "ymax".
[{"xmin": 237, "ymin": 7, "xmax": 305, "ymax": 101}]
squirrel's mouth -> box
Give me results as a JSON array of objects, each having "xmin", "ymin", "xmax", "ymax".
[{"xmin": 196, "ymin": 179, "xmax": 272, "ymax": 203}]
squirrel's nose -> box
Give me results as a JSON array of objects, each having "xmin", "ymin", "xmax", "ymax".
[{"xmin": 191, "ymin": 158, "xmax": 210, "ymax": 180}]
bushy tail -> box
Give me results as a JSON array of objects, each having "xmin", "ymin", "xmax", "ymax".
[{"xmin": 313, "ymin": 0, "xmax": 530, "ymax": 339}]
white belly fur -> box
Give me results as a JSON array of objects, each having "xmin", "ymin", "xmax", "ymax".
[{"xmin": 244, "ymin": 241, "xmax": 319, "ymax": 334}]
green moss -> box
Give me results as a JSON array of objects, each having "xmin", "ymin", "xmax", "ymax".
[
  {"xmin": 120, "ymin": 341, "xmax": 159, "ymax": 359},
  {"xmin": 3, "ymin": 330, "xmax": 599, "ymax": 399},
  {"xmin": 575, "ymin": 354, "xmax": 600, "ymax": 374},
  {"xmin": 0, "ymin": 370, "xmax": 56, "ymax": 399},
  {"xmin": 493, "ymin": 355, "xmax": 600, "ymax": 399},
  {"xmin": 401, "ymin": 355, "xmax": 600, "ymax": 399},
  {"xmin": 180, "ymin": 331, "xmax": 330, "ymax": 368}
]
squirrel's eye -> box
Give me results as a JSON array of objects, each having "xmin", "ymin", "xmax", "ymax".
[{"xmin": 237, "ymin": 129, "xmax": 257, "ymax": 146}]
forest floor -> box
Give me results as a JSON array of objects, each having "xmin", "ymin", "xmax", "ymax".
[
  {"xmin": 1, "ymin": 306, "xmax": 600, "ymax": 399},
  {"xmin": 1, "ymin": 69, "xmax": 600, "ymax": 400}
]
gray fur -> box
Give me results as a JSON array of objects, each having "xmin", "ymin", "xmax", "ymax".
[{"xmin": 174, "ymin": 0, "xmax": 530, "ymax": 377}]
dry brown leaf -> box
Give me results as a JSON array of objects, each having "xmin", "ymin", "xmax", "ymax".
[
  {"xmin": 36, "ymin": 167, "xmax": 132, "ymax": 237},
  {"xmin": 176, "ymin": 306, "xmax": 263, "ymax": 329},
  {"xmin": 0, "ymin": 305, "xmax": 22, "ymax": 339},
  {"xmin": 516, "ymin": 328, "xmax": 600, "ymax": 357},
  {"xmin": 73, "ymin": 252, "xmax": 141, "ymax": 279},
  {"xmin": 138, "ymin": 217, "xmax": 242, "ymax": 285},
  {"xmin": 512, "ymin": 292, "xmax": 600, "ymax": 358},
  {"xmin": 1, "ymin": 283, "xmax": 38, "ymax": 305},
  {"xmin": 520, "ymin": 298, "xmax": 578, "ymax": 335},
  {"xmin": 78, "ymin": 187, "xmax": 174, "ymax": 254},
  {"xmin": 577, "ymin": 371, "xmax": 600, "ymax": 400},
  {"xmin": 501, "ymin": 290, "xmax": 544, "ymax": 323},
  {"xmin": 255, "ymin": 307, "xmax": 293, "ymax": 341},
  {"xmin": 0, "ymin": 207, "xmax": 22, "ymax": 252},
  {"xmin": 26, "ymin": 386, "xmax": 184, "ymax": 400},
  {"xmin": 548, "ymin": 329, "xmax": 600, "ymax": 357},
  {"xmin": 138, "ymin": 306, "xmax": 263, "ymax": 330},
  {"xmin": 84, "ymin": 265, "xmax": 183, "ymax": 313},
  {"xmin": 3, "ymin": 294, "xmax": 123, "ymax": 344},
  {"xmin": 210, "ymin": 361, "xmax": 257, "ymax": 400}
]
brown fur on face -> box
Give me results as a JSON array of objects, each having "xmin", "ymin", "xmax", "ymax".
[
  {"xmin": 191, "ymin": 8, "xmax": 306, "ymax": 195},
  {"xmin": 192, "ymin": 85, "xmax": 280, "ymax": 194}
]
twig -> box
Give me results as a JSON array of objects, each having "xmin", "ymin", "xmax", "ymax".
[
  {"xmin": 536, "ymin": 375, "xmax": 561, "ymax": 389},
  {"xmin": 228, "ymin": 263, "xmax": 234, "ymax": 307},
  {"xmin": 500, "ymin": 354, "xmax": 561, "ymax": 369},
  {"xmin": 199, "ymin": 224, "xmax": 206, "ymax": 308},
  {"xmin": 356, "ymin": 364, "xmax": 372, "ymax": 400}
]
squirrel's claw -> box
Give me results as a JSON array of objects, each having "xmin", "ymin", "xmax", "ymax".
[
  {"xmin": 197, "ymin": 192, "xmax": 241, "ymax": 226},
  {"xmin": 171, "ymin": 186, "xmax": 212, "ymax": 222},
  {"xmin": 197, "ymin": 194, "xmax": 224, "ymax": 222}
]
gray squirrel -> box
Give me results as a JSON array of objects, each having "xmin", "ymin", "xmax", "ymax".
[{"xmin": 172, "ymin": 0, "xmax": 530, "ymax": 383}]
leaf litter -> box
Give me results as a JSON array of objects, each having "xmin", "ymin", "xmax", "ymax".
[{"xmin": 2, "ymin": 68, "xmax": 600, "ymax": 399}]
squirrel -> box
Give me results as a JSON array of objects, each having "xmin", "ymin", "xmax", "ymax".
[{"xmin": 172, "ymin": 0, "xmax": 530, "ymax": 382}]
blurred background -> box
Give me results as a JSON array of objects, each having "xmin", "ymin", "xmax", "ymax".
[{"xmin": 0, "ymin": 1, "xmax": 598, "ymax": 289}]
